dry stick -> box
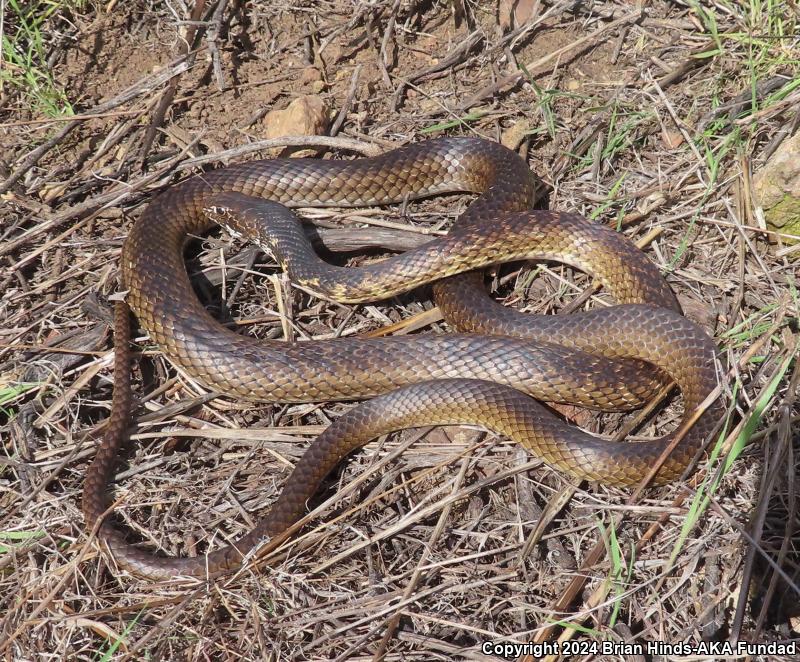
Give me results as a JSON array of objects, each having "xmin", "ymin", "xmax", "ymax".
[
  {"xmin": 84, "ymin": 98, "xmax": 158, "ymax": 173},
  {"xmin": 0, "ymin": 54, "xmax": 193, "ymax": 195},
  {"xmin": 707, "ymin": 497, "xmax": 800, "ymax": 595},
  {"xmin": 379, "ymin": 0, "xmax": 402, "ymax": 72},
  {"xmin": 1, "ymin": 372, "xmax": 205, "ymax": 529},
  {"xmin": 459, "ymin": 10, "xmax": 643, "ymax": 110},
  {"xmin": 361, "ymin": 307, "xmax": 443, "ymax": 338},
  {"xmin": 0, "ymin": 138, "xmax": 201, "ymax": 280},
  {"xmin": 0, "ymin": 108, "xmax": 148, "ymax": 128},
  {"xmin": 518, "ymin": 484, "xmax": 578, "ymax": 563},
  {"xmin": 0, "ymin": 136, "xmax": 377, "ymax": 260},
  {"xmin": 312, "ymin": 226, "xmax": 427, "ymax": 253},
  {"xmin": 19, "ymin": 594, "xmax": 196, "ymax": 626},
  {"xmin": 0, "ymin": 122, "xmax": 78, "ymax": 195},
  {"xmin": 300, "ymin": 546, "xmax": 520, "ymax": 626},
  {"xmin": 0, "ymin": 268, "xmax": 111, "ymax": 362},
  {"xmin": 8, "ymin": 213, "xmax": 98, "ymax": 273},
  {"xmin": 138, "ymin": 0, "xmax": 208, "ymax": 168},
  {"xmin": 224, "ymin": 245, "xmax": 258, "ymax": 310},
  {"xmin": 0, "ymin": 425, "xmax": 90, "ymax": 531},
  {"xmin": 371, "ymin": 449, "xmax": 478, "ymax": 661},
  {"xmin": 755, "ymin": 400, "xmax": 798, "ymax": 630},
  {"xmin": 732, "ymin": 90, "xmax": 800, "ymax": 126},
  {"xmin": 206, "ymin": 0, "xmax": 229, "ymax": 90},
  {"xmin": 316, "ymin": 210, "xmax": 445, "ymax": 235},
  {"xmin": 33, "ymin": 361, "xmax": 105, "ymax": 428},
  {"xmin": 527, "ymin": 307, "xmax": 789, "ymax": 655},
  {"xmin": 731, "ymin": 158, "xmax": 750, "ymax": 317},
  {"xmin": 733, "ymin": 338, "xmax": 800, "ymax": 641},
  {"xmin": 305, "ymin": 447, "xmax": 539, "ymax": 577},
  {"xmin": 696, "ymin": 73, "xmax": 790, "ymax": 134},
  {"xmin": 175, "ymin": 135, "xmax": 382, "ymax": 170},
  {"xmin": 0, "ymin": 343, "xmax": 105, "ymax": 355},
  {"xmin": 501, "ymin": 0, "xmax": 574, "ymax": 53},
  {"xmin": 391, "ymin": 29, "xmax": 483, "ymax": 110},
  {"xmin": 311, "ymin": 574, "xmax": 520, "ymax": 650},
  {"xmin": 307, "ymin": 470, "xmax": 543, "ymax": 648},
  {"xmin": 649, "ymin": 73, "xmax": 708, "ymax": 179},
  {"xmin": 235, "ymin": 427, "xmax": 439, "ymax": 577},
  {"xmin": 648, "ymin": 40, "xmax": 717, "ymax": 91},
  {"xmin": 0, "ymin": 494, "xmax": 139, "ymax": 654},
  {"xmin": 618, "ymin": 193, "xmax": 671, "ymax": 228},
  {"xmin": 115, "ymin": 591, "xmax": 209, "ymax": 662},
  {"xmin": 762, "ymin": 108, "xmax": 800, "ymax": 162},
  {"xmin": 329, "ymin": 65, "xmax": 362, "ymax": 137},
  {"xmin": 364, "ymin": 7, "xmax": 392, "ymax": 91}
]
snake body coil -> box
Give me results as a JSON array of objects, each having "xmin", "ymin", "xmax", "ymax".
[{"xmin": 83, "ymin": 138, "xmax": 720, "ymax": 580}]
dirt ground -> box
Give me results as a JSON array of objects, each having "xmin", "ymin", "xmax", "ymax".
[{"xmin": 1, "ymin": 1, "xmax": 799, "ymax": 660}]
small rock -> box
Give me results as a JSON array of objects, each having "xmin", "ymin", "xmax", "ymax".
[
  {"xmin": 39, "ymin": 181, "xmax": 67, "ymax": 202},
  {"xmin": 300, "ymin": 67, "xmax": 322, "ymax": 84},
  {"xmin": 661, "ymin": 129, "xmax": 684, "ymax": 149},
  {"xmin": 263, "ymin": 95, "xmax": 329, "ymax": 153},
  {"xmin": 300, "ymin": 67, "xmax": 326, "ymax": 93},
  {"xmin": 499, "ymin": 0, "xmax": 537, "ymax": 30},
  {"xmin": 679, "ymin": 295, "xmax": 717, "ymax": 331},
  {"xmin": 501, "ymin": 120, "xmax": 532, "ymax": 151},
  {"xmin": 753, "ymin": 130, "xmax": 800, "ymax": 246}
]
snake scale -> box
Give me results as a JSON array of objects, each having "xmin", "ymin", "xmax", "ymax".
[{"xmin": 82, "ymin": 137, "xmax": 721, "ymax": 580}]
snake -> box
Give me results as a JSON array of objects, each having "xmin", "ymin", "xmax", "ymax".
[{"xmin": 82, "ymin": 137, "xmax": 721, "ymax": 580}]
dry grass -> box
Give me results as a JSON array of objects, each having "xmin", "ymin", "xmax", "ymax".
[{"xmin": 1, "ymin": 1, "xmax": 798, "ymax": 660}]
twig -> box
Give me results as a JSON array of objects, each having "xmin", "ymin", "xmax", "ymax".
[
  {"xmin": 459, "ymin": 10, "xmax": 643, "ymax": 110},
  {"xmin": 0, "ymin": 55, "xmax": 194, "ymax": 194},
  {"xmin": 175, "ymin": 135, "xmax": 382, "ymax": 170},
  {"xmin": 732, "ymin": 338, "xmax": 800, "ymax": 640},
  {"xmin": 206, "ymin": 0, "xmax": 229, "ymax": 90},
  {"xmin": 138, "ymin": 0, "xmax": 208, "ymax": 168},
  {"xmin": 649, "ymin": 40, "xmax": 717, "ymax": 90},
  {"xmin": 370, "ymin": 452, "xmax": 476, "ymax": 661},
  {"xmin": 0, "ymin": 138, "xmax": 201, "ymax": 261},
  {"xmin": 329, "ymin": 65, "xmax": 362, "ymax": 137},
  {"xmin": 0, "ymin": 136, "xmax": 378, "ymax": 259},
  {"xmin": 392, "ymin": 30, "xmax": 483, "ymax": 110},
  {"xmin": 0, "ymin": 123, "xmax": 79, "ymax": 194}
]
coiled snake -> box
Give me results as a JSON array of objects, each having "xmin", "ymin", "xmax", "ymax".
[{"xmin": 82, "ymin": 137, "xmax": 721, "ymax": 580}]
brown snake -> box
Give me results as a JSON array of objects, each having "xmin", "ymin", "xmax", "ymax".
[{"xmin": 82, "ymin": 137, "xmax": 721, "ymax": 580}]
